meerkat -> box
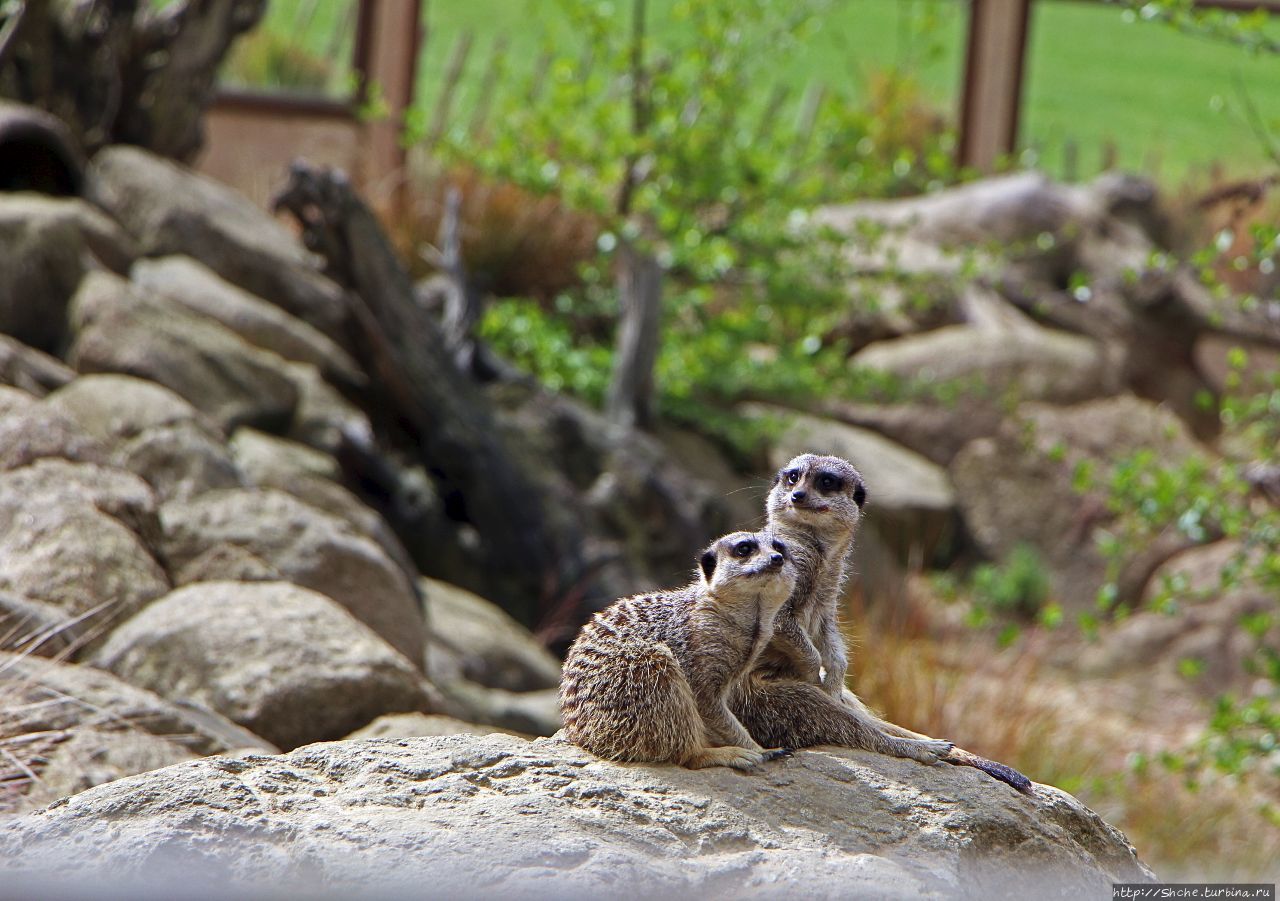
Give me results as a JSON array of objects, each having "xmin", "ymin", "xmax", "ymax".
[
  {"xmin": 736, "ymin": 453, "xmax": 1034, "ymax": 793},
  {"xmin": 560, "ymin": 530, "xmax": 798, "ymax": 770}
]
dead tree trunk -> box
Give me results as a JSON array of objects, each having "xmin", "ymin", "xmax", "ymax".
[
  {"xmin": 0, "ymin": 0, "xmax": 265, "ymax": 161},
  {"xmin": 605, "ymin": 242, "xmax": 662, "ymax": 429},
  {"xmin": 274, "ymin": 161, "xmax": 586, "ymax": 628}
]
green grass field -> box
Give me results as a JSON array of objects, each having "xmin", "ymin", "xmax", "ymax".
[{"xmin": 232, "ymin": 0, "xmax": 1280, "ymax": 184}]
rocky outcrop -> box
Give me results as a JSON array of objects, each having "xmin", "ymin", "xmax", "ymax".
[
  {"xmin": 852, "ymin": 322, "xmax": 1116, "ymax": 405},
  {"xmin": 67, "ymin": 272, "xmax": 300, "ymax": 432},
  {"xmin": 950, "ymin": 396, "xmax": 1204, "ymax": 609},
  {"xmin": 87, "ymin": 146, "xmax": 347, "ymax": 339},
  {"xmin": 131, "ymin": 256, "xmax": 363, "ymax": 386},
  {"xmin": 159, "ymin": 488, "xmax": 424, "ymax": 663},
  {"xmin": 90, "ymin": 581, "xmax": 435, "ymax": 750},
  {"xmin": 0, "ymin": 335, "xmax": 75, "ymax": 396},
  {"xmin": 0, "ymin": 734, "xmax": 1154, "ymax": 897},
  {"xmin": 0, "ymin": 194, "xmax": 136, "ymax": 351},
  {"xmin": 45, "ymin": 374, "xmax": 242, "ymax": 502},
  {"xmin": 0, "ymin": 460, "xmax": 169, "ymax": 641},
  {"xmin": 423, "ymin": 577, "xmax": 561, "ymax": 692}
]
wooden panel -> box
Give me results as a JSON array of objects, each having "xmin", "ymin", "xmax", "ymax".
[
  {"xmin": 199, "ymin": 104, "xmax": 362, "ymax": 208},
  {"xmin": 958, "ymin": 0, "xmax": 1032, "ymax": 174}
]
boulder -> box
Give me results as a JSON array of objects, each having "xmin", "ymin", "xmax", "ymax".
[
  {"xmin": 422, "ymin": 577, "xmax": 561, "ymax": 692},
  {"xmin": 951, "ymin": 396, "xmax": 1204, "ymax": 609},
  {"xmin": 0, "ymin": 195, "xmax": 136, "ymax": 351},
  {"xmin": 159, "ymin": 488, "xmax": 424, "ymax": 664},
  {"xmin": 45, "ymin": 375, "xmax": 242, "ymax": 502},
  {"xmin": 87, "ymin": 146, "xmax": 347, "ymax": 339},
  {"xmin": 132, "ymin": 256, "xmax": 363, "ymax": 386},
  {"xmin": 1081, "ymin": 542, "xmax": 1279, "ymax": 697},
  {"xmin": 0, "ymin": 401, "xmax": 106, "ymax": 471},
  {"xmin": 434, "ymin": 683, "xmax": 561, "ymax": 738},
  {"xmin": 0, "ymin": 734, "xmax": 1154, "ymax": 897},
  {"xmin": 67, "ymin": 272, "xmax": 299, "ymax": 432},
  {"xmin": 228, "ymin": 428, "xmax": 411, "ymax": 575},
  {"xmin": 750, "ymin": 406, "xmax": 957, "ymax": 563},
  {"xmin": 805, "ymin": 398, "xmax": 1003, "ymax": 467},
  {"xmin": 0, "ymin": 652, "xmax": 273, "ymax": 756},
  {"xmin": 852, "ymin": 323, "xmax": 1115, "ymax": 406},
  {"xmin": 91, "ymin": 581, "xmax": 435, "ymax": 750},
  {"xmin": 0, "ymin": 461, "xmax": 169, "ymax": 636},
  {"xmin": 0, "ymin": 335, "xmax": 76, "ymax": 396},
  {"xmin": 1193, "ymin": 334, "xmax": 1280, "ymax": 396}
]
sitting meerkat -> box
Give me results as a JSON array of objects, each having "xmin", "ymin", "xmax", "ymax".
[
  {"xmin": 560, "ymin": 530, "xmax": 798, "ymax": 770},
  {"xmin": 736, "ymin": 453, "xmax": 1033, "ymax": 793}
]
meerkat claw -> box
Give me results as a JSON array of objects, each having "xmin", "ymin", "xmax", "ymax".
[{"xmin": 760, "ymin": 747, "xmax": 794, "ymax": 762}]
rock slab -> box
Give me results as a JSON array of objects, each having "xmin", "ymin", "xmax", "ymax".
[{"xmin": 0, "ymin": 733, "xmax": 1154, "ymax": 898}]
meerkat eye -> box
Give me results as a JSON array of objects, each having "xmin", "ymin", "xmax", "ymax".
[
  {"xmin": 784, "ymin": 469, "xmax": 800, "ymax": 486},
  {"xmin": 817, "ymin": 473, "xmax": 842, "ymax": 492},
  {"xmin": 853, "ymin": 482, "xmax": 867, "ymax": 508},
  {"xmin": 734, "ymin": 540, "xmax": 757, "ymax": 558},
  {"xmin": 771, "ymin": 539, "xmax": 787, "ymax": 556}
]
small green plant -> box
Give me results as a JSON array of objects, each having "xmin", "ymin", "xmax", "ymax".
[
  {"xmin": 967, "ymin": 543, "xmax": 1053, "ymax": 623},
  {"xmin": 430, "ymin": 0, "xmax": 960, "ymax": 452}
]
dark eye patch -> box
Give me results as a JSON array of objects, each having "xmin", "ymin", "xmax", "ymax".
[
  {"xmin": 734, "ymin": 540, "xmax": 757, "ymax": 558},
  {"xmin": 784, "ymin": 469, "xmax": 800, "ymax": 486},
  {"xmin": 853, "ymin": 482, "xmax": 867, "ymax": 508},
  {"xmin": 816, "ymin": 472, "xmax": 843, "ymax": 492},
  {"xmin": 771, "ymin": 539, "xmax": 787, "ymax": 556}
]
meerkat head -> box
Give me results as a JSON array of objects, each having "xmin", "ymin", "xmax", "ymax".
[
  {"xmin": 698, "ymin": 530, "xmax": 796, "ymax": 609},
  {"xmin": 766, "ymin": 453, "xmax": 867, "ymax": 539}
]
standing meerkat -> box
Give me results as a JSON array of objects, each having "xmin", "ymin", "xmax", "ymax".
[
  {"xmin": 560, "ymin": 530, "xmax": 797, "ymax": 770},
  {"xmin": 736, "ymin": 453, "xmax": 1033, "ymax": 792}
]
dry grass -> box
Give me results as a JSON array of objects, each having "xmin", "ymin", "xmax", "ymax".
[
  {"xmin": 840, "ymin": 583, "xmax": 1280, "ymax": 881},
  {"xmin": 392, "ymin": 163, "xmax": 600, "ymax": 302}
]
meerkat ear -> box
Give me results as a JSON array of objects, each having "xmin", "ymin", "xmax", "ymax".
[
  {"xmin": 699, "ymin": 550, "xmax": 717, "ymax": 582},
  {"xmin": 853, "ymin": 483, "xmax": 867, "ymax": 508}
]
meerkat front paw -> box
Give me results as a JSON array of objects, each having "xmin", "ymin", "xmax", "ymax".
[
  {"xmin": 760, "ymin": 747, "xmax": 795, "ymax": 763},
  {"xmin": 688, "ymin": 746, "xmax": 766, "ymax": 770}
]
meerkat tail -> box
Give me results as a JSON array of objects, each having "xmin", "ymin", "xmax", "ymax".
[
  {"xmin": 942, "ymin": 748, "xmax": 1035, "ymax": 795},
  {"xmin": 838, "ymin": 688, "xmax": 1033, "ymax": 794}
]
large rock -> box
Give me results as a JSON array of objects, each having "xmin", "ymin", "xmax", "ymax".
[
  {"xmin": 67, "ymin": 272, "xmax": 299, "ymax": 432},
  {"xmin": 0, "ymin": 460, "xmax": 169, "ymax": 636},
  {"xmin": 345, "ymin": 712, "xmax": 517, "ymax": 740},
  {"xmin": 87, "ymin": 146, "xmax": 347, "ymax": 339},
  {"xmin": 804, "ymin": 398, "xmax": 1003, "ymax": 467},
  {"xmin": 91, "ymin": 581, "xmax": 435, "ymax": 750},
  {"xmin": 0, "ymin": 335, "xmax": 76, "ymax": 396},
  {"xmin": 0, "ymin": 400, "xmax": 106, "ymax": 471},
  {"xmin": 0, "ymin": 734, "xmax": 1154, "ymax": 896},
  {"xmin": 45, "ymin": 375, "xmax": 242, "ymax": 502},
  {"xmin": 227, "ymin": 428, "xmax": 412, "ymax": 576},
  {"xmin": 951, "ymin": 396, "xmax": 1204, "ymax": 609},
  {"xmin": 422, "ymin": 577, "xmax": 561, "ymax": 692},
  {"xmin": 132, "ymin": 256, "xmax": 363, "ymax": 386},
  {"xmin": 852, "ymin": 322, "xmax": 1115, "ymax": 406},
  {"xmin": 160, "ymin": 488, "xmax": 424, "ymax": 664},
  {"xmin": 0, "ymin": 195, "xmax": 136, "ymax": 351},
  {"xmin": 751, "ymin": 406, "xmax": 957, "ymax": 563}
]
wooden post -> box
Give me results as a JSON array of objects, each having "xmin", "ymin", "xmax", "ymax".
[
  {"xmin": 958, "ymin": 0, "xmax": 1032, "ymax": 173},
  {"xmin": 358, "ymin": 0, "xmax": 424, "ymax": 208}
]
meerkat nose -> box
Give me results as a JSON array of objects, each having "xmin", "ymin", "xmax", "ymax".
[
  {"xmin": 791, "ymin": 489, "xmax": 806, "ymax": 503},
  {"xmin": 769, "ymin": 552, "xmax": 784, "ymax": 567}
]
